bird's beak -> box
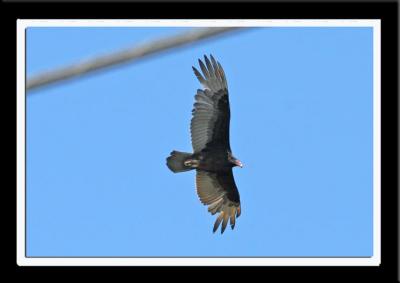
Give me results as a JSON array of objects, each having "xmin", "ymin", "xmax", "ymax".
[{"xmin": 235, "ymin": 160, "xmax": 243, "ymax": 168}]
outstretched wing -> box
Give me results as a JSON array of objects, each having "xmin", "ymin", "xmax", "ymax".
[
  {"xmin": 195, "ymin": 169, "xmax": 241, "ymax": 234},
  {"xmin": 191, "ymin": 54, "xmax": 231, "ymax": 153}
]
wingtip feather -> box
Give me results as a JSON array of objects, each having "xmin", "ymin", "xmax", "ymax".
[
  {"xmin": 221, "ymin": 211, "xmax": 229, "ymax": 234},
  {"xmin": 213, "ymin": 213, "xmax": 224, "ymax": 233}
]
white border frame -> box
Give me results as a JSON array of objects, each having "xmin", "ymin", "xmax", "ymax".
[{"xmin": 16, "ymin": 19, "xmax": 381, "ymax": 266}]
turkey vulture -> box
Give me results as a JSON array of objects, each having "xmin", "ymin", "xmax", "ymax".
[{"xmin": 166, "ymin": 54, "xmax": 242, "ymax": 234}]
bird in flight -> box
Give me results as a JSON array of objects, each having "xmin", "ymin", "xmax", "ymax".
[{"xmin": 166, "ymin": 54, "xmax": 242, "ymax": 234}]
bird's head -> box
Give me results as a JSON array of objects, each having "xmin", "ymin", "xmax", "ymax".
[{"xmin": 228, "ymin": 152, "xmax": 243, "ymax": 168}]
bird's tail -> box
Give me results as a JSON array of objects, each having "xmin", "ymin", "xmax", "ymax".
[{"xmin": 166, "ymin": 150, "xmax": 194, "ymax": 173}]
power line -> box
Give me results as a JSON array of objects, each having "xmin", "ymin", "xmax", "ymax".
[{"xmin": 27, "ymin": 27, "xmax": 246, "ymax": 92}]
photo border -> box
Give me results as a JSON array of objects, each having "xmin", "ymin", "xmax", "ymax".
[{"xmin": 17, "ymin": 19, "xmax": 381, "ymax": 266}]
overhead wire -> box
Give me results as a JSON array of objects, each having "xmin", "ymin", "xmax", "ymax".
[{"xmin": 27, "ymin": 27, "xmax": 247, "ymax": 92}]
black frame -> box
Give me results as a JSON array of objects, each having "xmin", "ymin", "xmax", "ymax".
[{"xmin": 8, "ymin": 1, "xmax": 398, "ymax": 281}]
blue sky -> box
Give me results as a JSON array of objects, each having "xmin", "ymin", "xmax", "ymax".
[{"xmin": 26, "ymin": 26, "xmax": 373, "ymax": 257}]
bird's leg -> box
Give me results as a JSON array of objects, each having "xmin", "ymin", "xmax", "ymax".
[{"xmin": 184, "ymin": 159, "xmax": 199, "ymax": 168}]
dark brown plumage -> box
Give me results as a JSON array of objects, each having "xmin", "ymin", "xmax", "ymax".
[{"xmin": 166, "ymin": 55, "xmax": 242, "ymax": 234}]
